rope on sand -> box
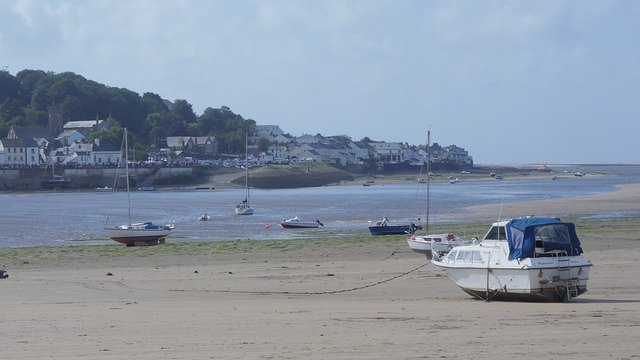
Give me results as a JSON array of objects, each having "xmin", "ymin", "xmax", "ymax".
[{"xmin": 169, "ymin": 262, "xmax": 429, "ymax": 296}]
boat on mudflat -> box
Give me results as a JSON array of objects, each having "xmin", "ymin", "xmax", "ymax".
[
  {"xmin": 369, "ymin": 217, "xmax": 421, "ymax": 236},
  {"xmin": 280, "ymin": 217, "xmax": 323, "ymax": 228},
  {"xmin": 104, "ymin": 128, "xmax": 172, "ymax": 246},
  {"xmin": 106, "ymin": 222, "xmax": 172, "ymax": 246},
  {"xmin": 407, "ymin": 233, "xmax": 473, "ymax": 260},
  {"xmin": 430, "ymin": 216, "xmax": 592, "ymax": 302}
]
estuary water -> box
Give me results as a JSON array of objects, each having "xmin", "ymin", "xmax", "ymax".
[{"xmin": 1, "ymin": 164, "xmax": 639, "ymax": 247}]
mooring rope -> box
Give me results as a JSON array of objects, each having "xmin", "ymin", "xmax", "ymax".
[{"xmin": 169, "ymin": 262, "xmax": 429, "ymax": 296}]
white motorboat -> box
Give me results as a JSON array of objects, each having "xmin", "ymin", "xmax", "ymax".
[
  {"xmin": 407, "ymin": 233, "xmax": 474, "ymax": 260},
  {"xmin": 280, "ymin": 217, "xmax": 323, "ymax": 229},
  {"xmin": 105, "ymin": 128, "xmax": 172, "ymax": 246},
  {"xmin": 198, "ymin": 213, "xmax": 209, "ymax": 221},
  {"xmin": 431, "ymin": 216, "xmax": 593, "ymax": 302},
  {"xmin": 407, "ymin": 130, "xmax": 472, "ymax": 259}
]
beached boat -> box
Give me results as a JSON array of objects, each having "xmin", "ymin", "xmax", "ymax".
[
  {"xmin": 407, "ymin": 130, "xmax": 471, "ymax": 259},
  {"xmin": 235, "ymin": 133, "xmax": 254, "ymax": 215},
  {"xmin": 408, "ymin": 232, "xmax": 474, "ymax": 258},
  {"xmin": 430, "ymin": 216, "xmax": 593, "ymax": 302},
  {"xmin": 105, "ymin": 128, "xmax": 172, "ymax": 246},
  {"xmin": 368, "ymin": 217, "xmax": 422, "ymax": 236},
  {"xmin": 280, "ymin": 217, "xmax": 323, "ymax": 228}
]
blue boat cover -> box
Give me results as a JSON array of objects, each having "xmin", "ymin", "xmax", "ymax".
[{"xmin": 506, "ymin": 217, "xmax": 583, "ymax": 260}]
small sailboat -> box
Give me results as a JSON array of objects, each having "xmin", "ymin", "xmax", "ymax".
[
  {"xmin": 235, "ymin": 133, "xmax": 254, "ymax": 215},
  {"xmin": 105, "ymin": 128, "xmax": 172, "ymax": 246},
  {"xmin": 407, "ymin": 130, "xmax": 472, "ymax": 258},
  {"xmin": 41, "ymin": 162, "xmax": 70, "ymax": 189}
]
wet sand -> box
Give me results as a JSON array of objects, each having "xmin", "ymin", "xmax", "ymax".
[{"xmin": 1, "ymin": 184, "xmax": 639, "ymax": 359}]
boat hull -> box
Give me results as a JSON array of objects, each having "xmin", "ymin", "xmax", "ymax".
[
  {"xmin": 432, "ymin": 260, "xmax": 592, "ymax": 302},
  {"xmin": 280, "ymin": 223, "xmax": 320, "ymax": 228},
  {"xmin": 369, "ymin": 224, "xmax": 420, "ymax": 236},
  {"xmin": 105, "ymin": 226, "xmax": 171, "ymax": 246},
  {"xmin": 235, "ymin": 207, "xmax": 254, "ymax": 215}
]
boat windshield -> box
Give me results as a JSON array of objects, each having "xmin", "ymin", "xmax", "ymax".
[{"xmin": 484, "ymin": 226, "xmax": 507, "ymax": 241}]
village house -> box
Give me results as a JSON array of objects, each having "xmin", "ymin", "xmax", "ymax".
[
  {"xmin": 63, "ymin": 117, "xmax": 112, "ymax": 137},
  {"xmin": 255, "ymin": 125, "xmax": 284, "ymax": 139},
  {"xmin": 369, "ymin": 142, "xmax": 405, "ymax": 163},
  {"xmin": 0, "ymin": 138, "xmax": 40, "ymax": 165}
]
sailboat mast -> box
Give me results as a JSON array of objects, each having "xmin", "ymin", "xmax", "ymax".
[
  {"xmin": 244, "ymin": 133, "xmax": 250, "ymax": 202},
  {"xmin": 124, "ymin": 128, "xmax": 132, "ymax": 226},
  {"xmin": 425, "ymin": 130, "xmax": 431, "ymax": 233}
]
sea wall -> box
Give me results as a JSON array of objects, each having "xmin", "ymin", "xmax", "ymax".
[{"xmin": 0, "ymin": 167, "xmax": 195, "ymax": 190}]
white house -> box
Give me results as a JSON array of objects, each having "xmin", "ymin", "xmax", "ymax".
[
  {"xmin": 255, "ymin": 125, "xmax": 284, "ymax": 139},
  {"xmin": 92, "ymin": 142, "xmax": 123, "ymax": 164},
  {"xmin": 0, "ymin": 138, "xmax": 40, "ymax": 165},
  {"xmin": 369, "ymin": 142, "xmax": 405, "ymax": 163}
]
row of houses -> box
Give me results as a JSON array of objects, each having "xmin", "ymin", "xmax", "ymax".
[
  {"xmin": 0, "ymin": 119, "xmax": 122, "ymax": 167},
  {"xmin": 0, "ymin": 121, "xmax": 473, "ymax": 170},
  {"xmin": 250, "ymin": 125, "xmax": 473, "ymax": 169}
]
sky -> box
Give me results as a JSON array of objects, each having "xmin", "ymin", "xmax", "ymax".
[{"xmin": 1, "ymin": 0, "xmax": 639, "ymax": 165}]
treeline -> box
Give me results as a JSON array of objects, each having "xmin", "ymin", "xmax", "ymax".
[{"xmin": 0, "ymin": 69, "xmax": 255, "ymax": 153}]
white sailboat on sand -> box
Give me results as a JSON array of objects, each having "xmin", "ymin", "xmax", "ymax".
[
  {"xmin": 235, "ymin": 134, "xmax": 254, "ymax": 215},
  {"xmin": 105, "ymin": 128, "xmax": 172, "ymax": 246},
  {"xmin": 407, "ymin": 130, "xmax": 472, "ymax": 259}
]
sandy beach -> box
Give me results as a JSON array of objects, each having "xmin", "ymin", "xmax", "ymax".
[{"xmin": 1, "ymin": 185, "xmax": 639, "ymax": 359}]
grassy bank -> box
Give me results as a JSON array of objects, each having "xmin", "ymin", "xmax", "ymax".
[{"xmin": 2, "ymin": 216, "xmax": 637, "ymax": 271}]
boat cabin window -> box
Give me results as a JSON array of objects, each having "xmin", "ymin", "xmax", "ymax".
[
  {"xmin": 463, "ymin": 251, "xmax": 472, "ymax": 262},
  {"xmin": 451, "ymin": 250, "xmax": 484, "ymax": 264},
  {"xmin": 484, "ymin": 226, "xmax": 507, "ymax": 240},
  {"xmin": 472, "ymin": 251, "xmax": 483, "ymax": 263},
  {"xmin": 447, "ymin": 251, "xmax": 457, "ymax": 261},
  {"xmin": 534, "ymin": 224, "xmax": 571, "ymax": 244}
]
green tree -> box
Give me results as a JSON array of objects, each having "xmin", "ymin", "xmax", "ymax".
[
  {"xmin": 257, "ymin": 137, "xmax": 270, "ymax": 152},
  {"xmin": 172, "ymin": 99, "xmax": 197, "ymax": 124},
  {"xmin": 0, "ymin": 70, "xmax": 20, "ymax": 103},
  {"xmin": 142, "ymin": 92, "xmax": 168, "ymax": 115}
]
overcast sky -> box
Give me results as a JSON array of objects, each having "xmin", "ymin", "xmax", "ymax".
[{"xmin": 1, "ymin": 0, "xmax": 639, "ymax": 164}]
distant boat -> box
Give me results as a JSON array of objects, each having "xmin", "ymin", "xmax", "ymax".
[
  {"xmin": 368, "ymin": 217, "xmax": 422, "ymax": 236},
  {"xmin": 95, "ymin": 186, "xmax": 113, "ymax": 192},
  {"xmin": 41, "ymin": 163, "xmax": 70, "ymax": 189},
  {"xmin": 139, "ymin": 186, "xmax": 156, "ymax": 191},
  {"xmin": 235, "ymin": 133, "xmax": 254, "ymax": 215},
  {"xmin": 198, "ymin": 213, "xmax": 209, "ymax": 221},
  {"xmin": 105, "ymin": 128, "xmax": 172, "ymax": 246},
  {"xmin": 574, "ymin": 172, "xmax": 584, "ymax": 177},
  {"xmin": 280, "ymin": 217, "xmax": 323, "ymax": 228}
]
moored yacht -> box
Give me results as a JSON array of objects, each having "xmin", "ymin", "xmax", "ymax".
[{"xmin": 431, "ymin": 216, "xmax": 593, "ymax": 302}]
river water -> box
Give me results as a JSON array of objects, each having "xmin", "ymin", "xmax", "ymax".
[{"xmin": 1, "ymin": 164, "xmax": 639, "ymax": 247}]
